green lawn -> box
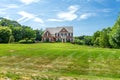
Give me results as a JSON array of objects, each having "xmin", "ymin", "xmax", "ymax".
[{"xmin": 0, "ymin": 43, "xmax": 120, "ymax": 80}]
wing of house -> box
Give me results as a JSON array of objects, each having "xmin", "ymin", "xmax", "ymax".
[{"xmin": 42, "ymin": 26, "xmax": 73, "ymax": 42}]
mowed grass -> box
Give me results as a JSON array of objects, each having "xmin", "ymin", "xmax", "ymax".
[{"xmin": 0, "ymin": 43, "xmax": 120, "ymax": 80}]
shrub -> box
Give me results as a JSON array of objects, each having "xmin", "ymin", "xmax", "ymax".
[{"xmin": 19, "ymin": 39, "xmax": 35, "ymax": 44}]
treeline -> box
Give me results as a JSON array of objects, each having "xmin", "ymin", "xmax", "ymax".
[
  {"xmin": 0, "ymin": 17, "xmax": 43, "ymax": 43},
  {"xmin": 74, "ymin": 16, "xmax": 120, "ymax": 49}
]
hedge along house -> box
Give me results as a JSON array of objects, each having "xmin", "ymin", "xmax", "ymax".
[{"xmin": 42, "ymin": 26, "xmax": 73, "ymax": 42}]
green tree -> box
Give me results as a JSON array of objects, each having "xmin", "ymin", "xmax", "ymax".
[
  {"xmin": 109, "ymin": 17, "xmax": 120, "ymax": 48},
  {"xmin": 0, "ymin": 18, "xmax": 21, "ymax": 27},
  {"xmin": 99, "ymin": 28, "xmax": 111, "ymax": 48},
  {"xmin": 35, "ymin": 29, "xmax": 44, "ymax": 41},
  {"xmin": 12, "ymin": 27, "xmax": 23, "ymax": 42},
  {"xmin": 22, "ymin": 26, "xmax": 36, "ymax": 39},
  {"xmin": 92, "ymin": 31, "xmax": 101, "ymax": 46},
  {"xmin": 83, "ymin": 36, "xmax": 92, "ymax": 45},
  {"xmin": 8, "ymin": 35, "xmax": 15, "ymax": 43},
  {"xmin": 0, "ymin": 27, "xmax": 12, "ymax": 43}
]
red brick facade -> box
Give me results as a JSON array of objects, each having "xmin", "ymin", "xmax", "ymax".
[{"xmin": 42, "ymin": 27, "xmax": 73, "ymax": 42}]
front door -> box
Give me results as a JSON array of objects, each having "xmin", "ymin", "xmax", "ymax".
[{"xmin": 62, "ymin": 38, "xmax": 66, "ymax": 42}]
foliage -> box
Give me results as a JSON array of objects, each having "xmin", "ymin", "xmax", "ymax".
[
  {"xmin": 92, "ymin": 31, "xmax": 100, "ymax": 46},
  {"xmin": 0, "ymin": 27, "xmax": 12, "ymax": 43},
  {"xmin": 109, "ymin": 17, "xmax": 120, "ymax": 48},
  {"xmin": 19, "ymin": 38, "xmax": 35, "ymax": 44},
  {"xmin": 0, "ymin": 17, "xmax": 41, "ymax": 43},
  {"xmin": 12, "ymin": 27, "xmax": 23, "ymax": 42},
  {"xmin": 99, "ymin": 28, "xmax": 111, "ymax": 48},
  {"xmin": 0, "ymin": 18, "xmax": 21, "ymax": 27},
  {"xmin": 22, "ymin": 26, "xmax": 36, "ymax": 39},
  {"xmin": 35, "ymin": 29, "xmax": 44, "ymax": 41},
  {"xmin": 74, "ymin": 36, "xmax": 92, "ymax": 45},
  {"xmin": 83, "ymin": 36, "xmax": 93, "ymax": 45}
]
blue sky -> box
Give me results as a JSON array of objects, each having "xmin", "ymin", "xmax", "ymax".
[{"xmin": 0, "ymin": 0, "xmax": 120, "ymax": 36}]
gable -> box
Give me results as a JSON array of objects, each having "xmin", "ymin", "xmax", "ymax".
[
  {"xmin": 43, "ymin": 31, "xmax": 51, "ymax": 37},
  {"xmin": 59, "ymin": 28, "xmax": 68, "ymax": 33},
  {"xmin": 44, "ymin": 27, "xmax": 73, "ymax": 36}
]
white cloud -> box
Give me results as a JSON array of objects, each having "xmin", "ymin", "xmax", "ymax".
[
  {"xmin": 68, "ymin": 5, "xmax": 79, "ymax": 13},
  {"xmin": 48, "ymin": 5, "xmax": 79, "ymax": 22},
  {"xmin": 6, "ymin": 4, "xmax": 19, "ymax": 9},
  {"xmin": 20, "ymin": 0, "xmax": 40, "ymax": 5},
  {"xmin": 33, "ymin": 18, "xmax": 44, "ymax": 23},
  {"xmin": 48, "ymin": 19, "xmax": 63, "ymax": 22},
  {"xmin": 17, "ymin": 11, "xmax": 44, "ymax": 23},
  {"xmin": 57, "ymin": 12, "xmax": 77, "ymax": 21},
  {"xmin": 79, "ymin": 13, "xmax": 96, "ymax": 20}
]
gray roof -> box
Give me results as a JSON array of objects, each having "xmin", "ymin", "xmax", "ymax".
[{"xmin": 45, "ymin": 26, "xmax": 73, "ymax": 35}]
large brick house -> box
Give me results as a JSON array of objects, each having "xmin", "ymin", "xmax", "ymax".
[{"xmin": 42, "ymin": 26, "xmax": 73, "ymax": 42}]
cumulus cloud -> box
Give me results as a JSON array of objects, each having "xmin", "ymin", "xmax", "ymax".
[
  {"xmin": 48, "ymin": 5, "xmax": 79, "ymax": 22},
  {"xmin": 57, "ymin": 12, "xmax": 77, "ymax": 21},
  {"xmin": 79, "ymin": 13, "xmax": 96, "ymax": 20},
  {"xmin": 17, "ymin": 11, "xmax": 44, "ymax": 23},
  {"xmin": 20, "ymin": 0, "xmax": 40, "ymax": 5}
]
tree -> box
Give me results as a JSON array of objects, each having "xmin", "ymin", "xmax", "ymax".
[
  {"xmin": 83, "ymin": 36, "xmax": 92, "ymax": 45},
  {"xmin": 92, "ymin": 31, "xmax": 101, "ymax": 46},
  {"xmin": 0, "ymin": 18, "xmax": 21, "ymax": 27},
  {"xmin": 8, "ymin": 35, "xmax": 15, "ymax": 43},
  {"xmin": 22, "ymin": 26, "xmax": 36, "ymax": 39},
  {"xmin": 99, "ymin": 28, "xmax": 111, "ymax": 48},
  {"xmin": 0, "ymin": 27, "xmax": 12, "ymax": 43},
  {"xmin": 12, "ymin": 27, "xmax": 23, "ymax": 42},
  {"xmin": 109, "ymin": 17, "xmax": 120, "ymax": 48},
  {"xmin": 35, "ymin": 29, "xmax": 44, "ymax": 41}
]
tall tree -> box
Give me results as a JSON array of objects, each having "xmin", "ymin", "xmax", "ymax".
[
  {"xmin": 109, "ymin": 16, "xmax": 120, "ymax": 48},
  {"xmin": 92, "ymin": 31, "xmax": 101, "ymax": 46},
  {"xmin": 99, "ymin": 28, "xmax": 111, "ymax": 48},
  {"xmin": 22, "ymin": 26, "xmax": 36, "ymax": 39},
  {"xmin": 35, "ymin": 29, "xmax": 44, "ymax": 41},
  {"xmin": 12, "ymin": 27, "xmax": 23, "ymax": 42},
  {"xmin": 0, "ymin": 27, "xmax": 12, "ymax": 43}
]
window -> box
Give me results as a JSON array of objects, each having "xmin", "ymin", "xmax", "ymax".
[
  {"xmin": 49, "ymin": 38, "xmax": 51, "ymax": 41},
  {"xmin": 44, "ymin": 38, "xmax": 46, "ymax": 41},
  {"xmin": 65, "ymin": 33, "xmax": 67, "ymax": 36},
  {"xmin": 47, "ymin": 32, "xmax": 48, "ymax": 36},
  {"xmin": 69, "ymin": 33, "xmax": 70, "ymax": 36},
  {"xmin": 67, "ymin": 33, "xmax": 69, "ymax": 36},
  {"xmin": 61, "ymin": 33, "xmax": 63, "ymax": 36},
  {"xmin": 56, "ymin": 38, "xmax": 58, "ymax": 41},
  {"xmin": 70, "ymin": 38, "xmax": 73, "ymax": 41}
]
